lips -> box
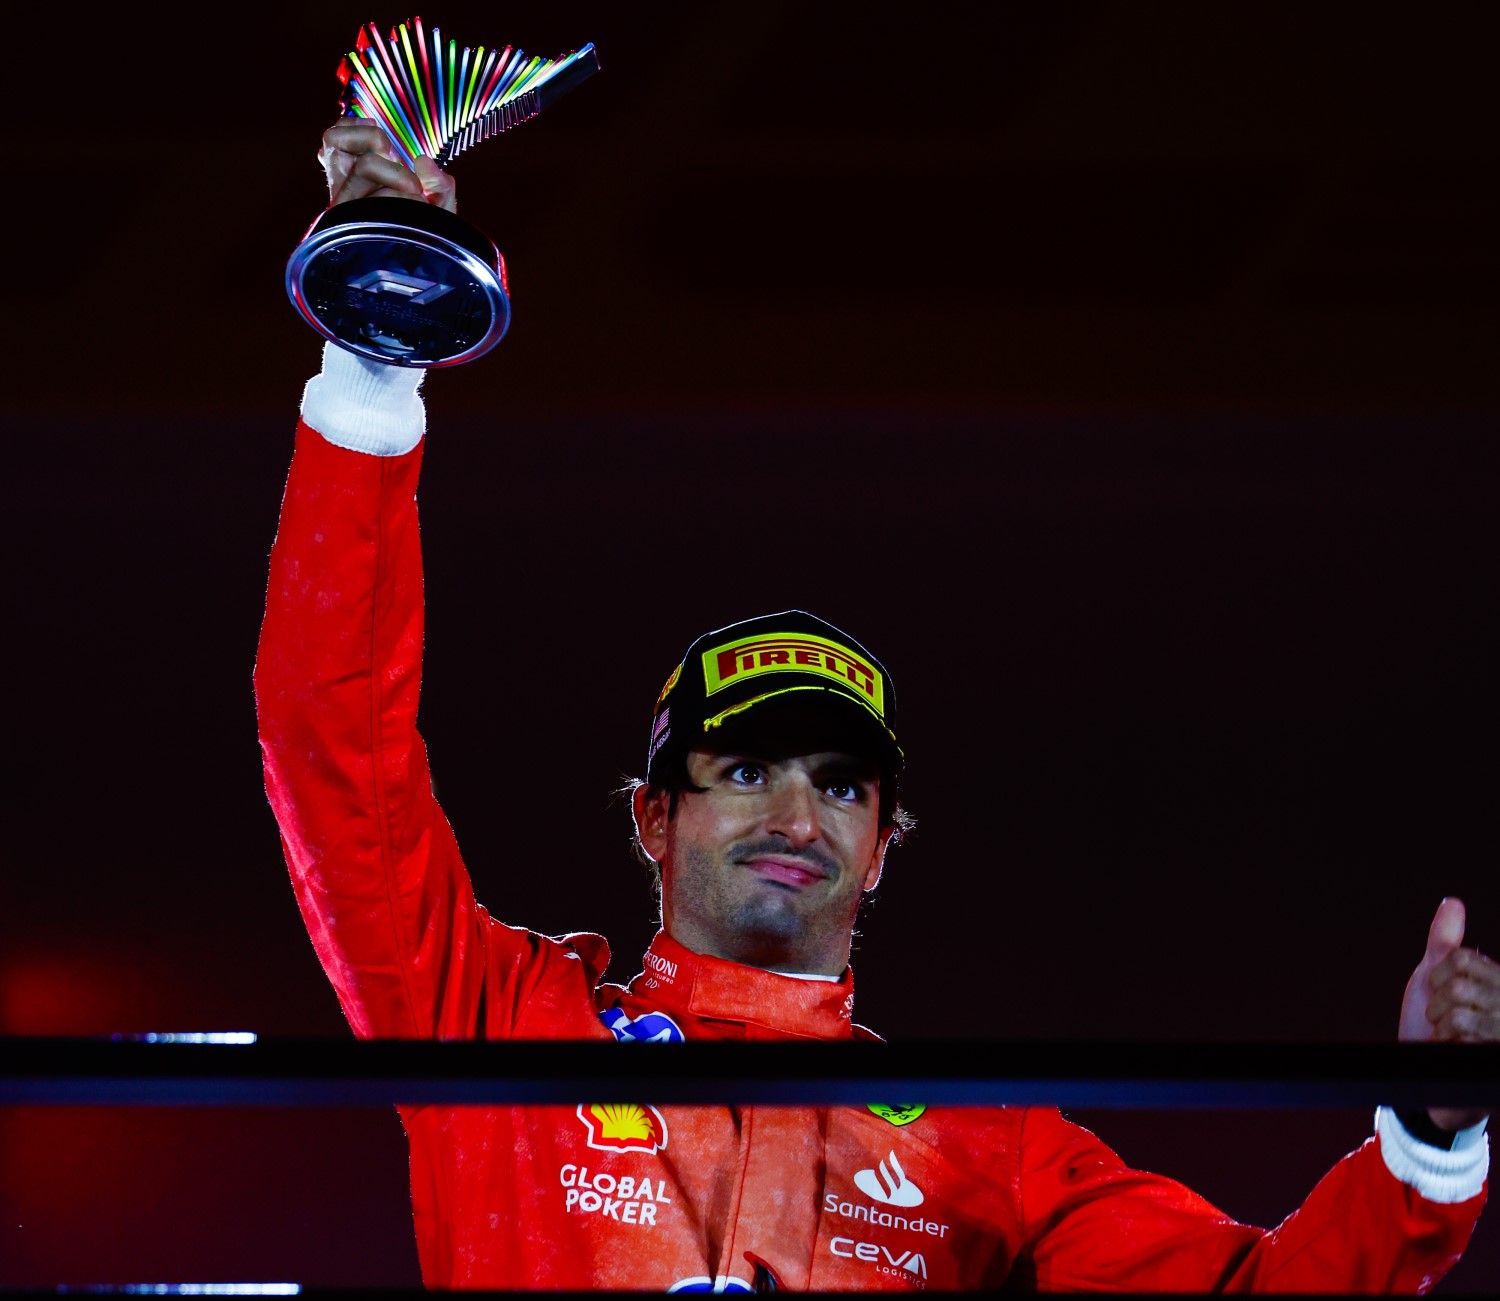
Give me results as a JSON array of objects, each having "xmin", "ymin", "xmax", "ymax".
[{"xmin": 742, "ymin": 857, "xmax": 828, "ymax": 888}]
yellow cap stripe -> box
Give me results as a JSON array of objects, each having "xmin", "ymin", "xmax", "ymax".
[{"xmin": 702, "ymin": 685, "xmax": 901, "ymax": 760}]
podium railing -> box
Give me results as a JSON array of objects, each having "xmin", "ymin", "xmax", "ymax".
[
  {"xmin": 3, "ymin": 1038, "xmax": 1494, "ymax": 1296},
  {"xmin": 4, "ymin": 1036, "xmax": 1497, "ymax": 1108}
]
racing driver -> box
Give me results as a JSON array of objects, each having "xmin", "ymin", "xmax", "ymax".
[{"xmin": 253, "ymin": 120, "xmax": 1497, "ymax": 1292}]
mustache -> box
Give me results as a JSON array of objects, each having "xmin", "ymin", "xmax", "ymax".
[{"xmin": 731, "ymin": 837, "xmax": 839, "ymax": 877}]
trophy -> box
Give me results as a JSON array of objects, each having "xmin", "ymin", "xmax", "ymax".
[{"xmin": 285, "ymin": 16, "xmax": 599, "ymax": 367}]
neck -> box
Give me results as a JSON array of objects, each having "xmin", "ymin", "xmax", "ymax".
[{"xmin": 663, "ymin": 920, "xmax": 848, "ymax": 978}]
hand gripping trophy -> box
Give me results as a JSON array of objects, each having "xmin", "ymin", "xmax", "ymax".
[{"xmin": 285, "ymin": 16, "xmax": 599, "ymax": 367}]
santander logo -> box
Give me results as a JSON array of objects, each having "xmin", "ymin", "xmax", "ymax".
[{"xmin": 854, "ymin": 1151, "xmax": 924, "ymax": 1207}]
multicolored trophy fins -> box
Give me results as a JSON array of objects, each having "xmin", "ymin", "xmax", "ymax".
[{"xmin": 286, "ymin": 17, "xmax": 600, "ymax": 368}]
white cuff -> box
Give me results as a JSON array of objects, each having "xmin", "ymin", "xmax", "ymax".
[
  {"xmin": 1375, "ymin": 1105, "xmax": 1489, "ymax": 1204},
  {"xmin": 300, "ymin": 340, "xmax": 426, "ymax": 456}
]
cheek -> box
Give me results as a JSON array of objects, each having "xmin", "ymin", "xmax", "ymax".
[
  {"xmin": 660, "ymin": 806, "xmax": 732, "ymax": 873},
  {"xmin": 662, "ymin": 845, "xmax": 721, "ymax": 911},
  {"xmin": 836, "ymin": 812, "xmax": 883, "ymax": 858},
  {"xmin": 677, "ymin": 798, "xmax": 752, "ymax": 846}
]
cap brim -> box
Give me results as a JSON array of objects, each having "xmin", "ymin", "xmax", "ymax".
[{"xmin": 698, "ymin": 685, "xmax": 903, "ymax": 775}]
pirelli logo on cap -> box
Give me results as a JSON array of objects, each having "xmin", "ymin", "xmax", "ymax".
[{"xmin": 701, "ymin": 632, "xmax": 886, "ymax": 720}]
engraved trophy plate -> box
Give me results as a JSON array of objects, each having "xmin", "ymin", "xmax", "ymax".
[
  {"xmin": 287, "ymin": 197, "xmax": 510, "ymax": 368},
  {"xmin": 285, "ymin": 17, "xmax": 599, "ymax": 368}
]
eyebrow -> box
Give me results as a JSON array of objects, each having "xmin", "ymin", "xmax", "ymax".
[{"xmin": 807, "ymin": 756, "xmax": 880, "ymax": 784}]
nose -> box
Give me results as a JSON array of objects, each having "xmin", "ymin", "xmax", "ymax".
[{"xmin": 764, "ymin": 773, "xmax": 821, "ymax": 848}]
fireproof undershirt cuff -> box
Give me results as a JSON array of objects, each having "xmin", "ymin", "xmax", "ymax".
[
  {"xmin": 1375, "ymin": 1105, "xmax": 1489, "ymax": 1203},
  {"xmin": 300, "ymin": 340, "xmax": 426, "ymax": 456}
]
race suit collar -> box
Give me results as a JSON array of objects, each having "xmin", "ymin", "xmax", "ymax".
[{"xmin": 632, "ymin": 930, "xmax": 858, "ymax": 1040}]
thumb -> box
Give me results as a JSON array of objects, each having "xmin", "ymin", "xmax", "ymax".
[
  {"xmin": 412, "ymin": 157, "xmax": 457, "ymax": 213},
  {"xmin": 1422, "ymin": 896, "xmax": 1466, "ymax": 963}
]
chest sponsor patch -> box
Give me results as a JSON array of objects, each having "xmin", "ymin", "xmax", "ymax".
[
  {"xmin": 830, "ymin": 1237, "xmax": 931, "ymax": 1286},
  {"xmin": 560, "ymin": 1162, "xmax": 674, "ymax": 1227},
  {"xmin": 856, "ymin": 1150, "xmax": 923, "ymax": 1207},
  {"xmin": 577, "ymin": 1102, "xmax": 669, "ymax": 1154},
  {"xmin": 824, "ymin": 1150, "xmax": 951, "ymax": 1240},
  {"xmin": 868, "ymin": 1102, "xmax": 926, "ymax": 1127},
  {"xmin": 599, "ymin": 1006, "xmax": 685, "ymax": 1044}
]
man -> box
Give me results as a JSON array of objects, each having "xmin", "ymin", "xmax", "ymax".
[{"xmin": 254, "ymin": 121, "xmax": 1496, "ymax": 1292}]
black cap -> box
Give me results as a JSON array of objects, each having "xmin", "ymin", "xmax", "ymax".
[{"xmin": 646, "ymin": 610, "xmax": 902, "ymax": 784}]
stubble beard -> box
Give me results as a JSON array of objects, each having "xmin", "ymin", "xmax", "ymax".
[{"xmin": 674, "ymin": 843, "xmax": 833, "ymax": 971}]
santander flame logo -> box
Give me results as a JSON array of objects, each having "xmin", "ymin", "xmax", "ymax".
[{"xmin": 853, "ymin": 1150, "xmax": 924, "ymax": 1207}]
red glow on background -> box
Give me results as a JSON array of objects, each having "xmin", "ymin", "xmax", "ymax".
[{"xmin": 0, "ymin": 953, "xmax": 160, "ymax": 1036}]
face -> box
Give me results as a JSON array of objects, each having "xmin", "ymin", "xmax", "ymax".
[{"xmin": 634, "ymin": 742, "xmax": 893, "ymax": 976}]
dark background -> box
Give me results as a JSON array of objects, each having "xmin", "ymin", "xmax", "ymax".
[{"xmin": 4, "ymin": 1, "xmax": 1497, "ymax": 1290}]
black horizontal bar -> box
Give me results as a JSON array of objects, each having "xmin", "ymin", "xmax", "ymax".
[
  {"xmin": 0, "ymin": 1292, "xmax": 1394, "ymax": 1300},
  {"xmin": 2, "ymin": 1037, "xmax": 1497, "ymax": 1109}
]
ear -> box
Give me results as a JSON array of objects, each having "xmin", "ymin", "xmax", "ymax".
[
  {"xmin": 632, "ymin": 784, "xmax": 671, "ymax": 864},
  {"xmin": 862, "ymin": 825, "xmax": 895, "ymax": 893}
]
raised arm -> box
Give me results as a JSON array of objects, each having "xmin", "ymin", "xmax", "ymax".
[{"xmin": 254, "ymin": 127, "xmax": 486, "ymax": 1040}]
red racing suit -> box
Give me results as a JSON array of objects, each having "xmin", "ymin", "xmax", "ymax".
[{"xmin": 255, "ymin": 419, "xmax": 1486, "ymax": 1292}]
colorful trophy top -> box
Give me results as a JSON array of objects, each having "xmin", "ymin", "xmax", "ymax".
[
  {"xmin": 286, "ymin": 17, "xmax": 598, "ymax": 366},
  {"xmin": 337, "ymin": 16, "xmax": 600, "ymax": 167}
]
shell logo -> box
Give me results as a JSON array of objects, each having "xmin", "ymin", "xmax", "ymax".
[
  {"xmin": 655, "ymin": 662, "xmax": 682, "ymax": 709},
  {"xmin": 577, "ymin": 1102, "xmax": 669, "ymax": 1154}
]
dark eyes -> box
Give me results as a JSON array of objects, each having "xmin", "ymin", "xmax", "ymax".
[
  {"xmin": 727, "ymin": 762, "xmax": 767, "ymax": 786},
  {"xmin": 725, "ymin": 763, "xmax": 865, "ymax": 804}
]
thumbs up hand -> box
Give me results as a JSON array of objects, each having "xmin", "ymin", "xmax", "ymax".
[{"xmin": 1398, "ymin": 897, "xmax": 1499, "ymax": 1132}]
